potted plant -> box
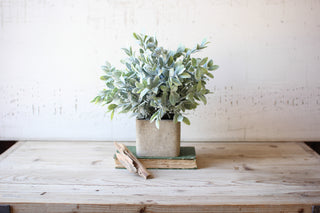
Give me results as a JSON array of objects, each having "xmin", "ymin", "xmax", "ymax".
[{"xmin": 92, "ymin": 33, "xmax": 218, "ymax": 157}]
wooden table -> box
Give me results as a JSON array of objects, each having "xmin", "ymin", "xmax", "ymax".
[{"xmin": 0, "ymin": 141, "xmax": 320, "ymax": 213}]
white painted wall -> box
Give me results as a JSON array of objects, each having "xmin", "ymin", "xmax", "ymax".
[{"xmin": 0, "ymin": 0, "xmax": 320, "ymax": 141}]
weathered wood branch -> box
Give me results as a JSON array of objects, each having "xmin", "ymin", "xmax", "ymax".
[{"xmin": 114, "ymin": 142, "xmax": 152, "ymax": 179}]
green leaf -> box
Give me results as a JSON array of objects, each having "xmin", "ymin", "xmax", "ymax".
[
  {"xmin": 182, "ymin": 117, "xmax": 190, "ymax": 125},
  {"xmin": 180, "ymin": 72, "xmax": 191, "ymax": 78},
  {"xmin": 132, "ymin": 88, "xmax": 140, "ymax": 93},
  {"xmin": 121, "ymin": 48, "xmax": 131, "ymax": 56},
  {"xmin": 175, "ymin": 65, "xmax": 185, "ymax": 75},
  {"xmin": 160, "ymin": 85, "xmax": 168, "ymax": 92},
  {"xmin": 186, "ymin": 93, "xmax": 194, "ymax": 101},
  {"xmin": 159, "ymin": 57, "xmax": 164, "ymax": 66},
  {"xmin": 168, "ymin": 56, "xmax": 174, "ymax": 66},
  {"xmin": 171, "ymin": 85, "xmax": 178, "ymax": 92},
  {"xmin": 191, "ymin": 58, "xmax": 197, "ymax": 67},
  {"xmin": 105, "ymin": 96, "xmax": 113, "ymax": 104},
  {"xmin": 106, "ymin": 82, "xmax": 114, "ymax": 89},
  {"xmin": 206, "ymin": 72, "xmax": 214, "ymax": 78},
  {"xmin": 172, "ymin": 77, "xmax": 182, "ymax": 86},
  {"xmin": 119, "ymin": 104, "xmax": 132, "ymax": 113},
  {"xmin": 168, "ymin": 76, "xmax": 173, "ymax": 86},
  {"xmin": 169, "ymin": 68, "xmax": 175, "ymax": 77},
  {"xmin": 112, "ymin": 71, "xmax": 121, "ymax": 79},
  {"xmin": 161, "ymin": 91, "xmax": 168, "ymax": 105},
  {"xmin": 108, "ymin": 104, "xmax": 117, "ymax": 111},
  {"xmin": 139, "ymin": 88, "xmax": 149, "ymax": 99},
  {"xmin": 199, "ymin": 67, "xmax": 208, "ymax": 74},
  {"xmin": 177, "ymin": 45, "xmax": 185, "ymax": 53},
  {"xmin": 201, "ymin": 38, "xmax": 207, "ymax": 46},
  {"xmin": 110, "ymin": 110, "xmax": 115, "ymax": 120},
  {"xmin": 133, "ymin": 32, "xmax": 139, "ymax": 40},
  {"xmin": 208, "ymin": 65, "xmax": 219, "ymax": 71},
  {"xmin": 186, "ymin": 49, "xmax": 191, "ymax": 57},
  {"xmin": 197, "ymin": 43, "xmax": 207, "ymax": 50},
  {"xmin": 208, "ymin": 59, "xmax": 213, "ymax": 67},
  {"xmin": 173, "ymin": 114, "xmax": 179, "ymax": 123},
  {"xmin": 197, "ymin": 81, "xmax": 202, "ymax": 91},
  {"xmin": 135, "ymin": 81, "xmax": 143, "ymax": 89},
  {"xmin": 199, "ymin": 57, "xmax": 208, "ymax": 66},
  {"xmin": 100, "ymin": 76, "xmax": 108, "ymax": 80},
  {"xmin": 195, "ymin": 69, "xmax": 201, "ymax": 80},
  {"xmin": 177, "ymin": 114, "xmax": 184, "ymax": 122},
  {"xmin": 199, "ymin": 95, "xmax": 207, "ymax": 105},
  {"xmin": 152, "ymin": 76, "xmax": 160, "ymax": 87},
  {"xmin": 184, "ymin": 101, "xmax": 197, "ymax": 109},
  {"xmin": 155, "ymin": 119, "xmax": 160, "ymax": 129},
  {"xmin": 142, "ymin": 79, "xmax": 148, "ymax": 87},
  {"xmin": 91, "ymin": 96, "xmax": 101, "ymax": 103},
  {"xmin": 150, "ymin": 110, "xmax": 159, "ymax": 122},
  {"xmin": 169, "ymin": 92, "xmax": 176, "ymax": 105}
]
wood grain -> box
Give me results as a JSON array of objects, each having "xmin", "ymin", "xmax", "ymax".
[
  {"xmin": 114, "ymin": 142, "xmax": 151, "ymax": 179},
  {"xmin": 0, "ymin": 141, "xmax": 320, "ymax": 213}
]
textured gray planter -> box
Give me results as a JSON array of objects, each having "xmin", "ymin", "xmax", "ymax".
[{"xmin": 136, "ymin": 119, "xmax": 181, "ymax": 157}]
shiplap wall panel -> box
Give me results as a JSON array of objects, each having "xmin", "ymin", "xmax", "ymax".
[{"xmin": 0, "ymin": 0, "xmax": 320, "ymax": 141}]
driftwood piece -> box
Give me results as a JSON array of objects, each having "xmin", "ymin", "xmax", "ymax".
[{"xmin": 114, "ymin": 142, "xmax": 152, "ymax": 179}]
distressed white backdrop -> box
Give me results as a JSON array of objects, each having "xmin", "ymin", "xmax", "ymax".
[{"xmin": 0, "ymin": 0, "xmax": 320, "ymax": 141}]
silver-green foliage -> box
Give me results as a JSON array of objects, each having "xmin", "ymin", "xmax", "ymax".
[{"xmin": 92, "ymin": 33, "xmax": 219, "ymax": 128}]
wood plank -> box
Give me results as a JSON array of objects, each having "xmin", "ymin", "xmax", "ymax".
[
  {"xmin": 2, "ymin": 203, "xmax": 314, "ymax": 213},
  {"xmin": 0, "ymin": 141, "xmax": 319, "ymax": 213}
]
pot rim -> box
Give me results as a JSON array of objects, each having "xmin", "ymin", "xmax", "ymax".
[
  {"xmin": 137, "ymin": 113, "xmax": 176, "ymax": 121},
  {"xmin": 136, "ymin": 118, "xmax": 174, "ymax": 121}
]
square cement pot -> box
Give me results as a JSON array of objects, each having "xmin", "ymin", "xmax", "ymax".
[{"xmin": 136, "ymin": 119, "xmax": 181, "ymax": 157}]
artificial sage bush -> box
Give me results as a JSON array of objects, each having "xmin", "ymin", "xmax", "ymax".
[{"xmin": 92, "ymin": 33, "xmax": 218, "ymax": 128}]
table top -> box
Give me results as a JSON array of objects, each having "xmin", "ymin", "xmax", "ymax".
[{"xmin": 0, "ymin": 141, "xmax": 320, "ymax": 212}]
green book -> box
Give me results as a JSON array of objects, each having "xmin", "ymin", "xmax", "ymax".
[{"xmin": 114, "ymin": 146, "xmax": 197, "ymax": 169}]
